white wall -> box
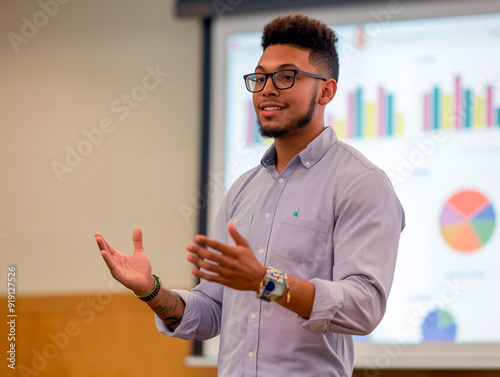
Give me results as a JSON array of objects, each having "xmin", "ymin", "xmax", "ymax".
[{"xmin": 0, "ymin": 0, "xmax": 202, "ymax": 294}]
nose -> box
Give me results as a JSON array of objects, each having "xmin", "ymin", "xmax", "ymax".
[{"xmin": 260, "ymin": 75, "xmax": 279, "ymax": 96}]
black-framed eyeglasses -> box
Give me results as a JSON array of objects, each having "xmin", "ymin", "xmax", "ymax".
[{"xmin": 243, "ymin": 69, "xmax": 327, "ymax": 93}]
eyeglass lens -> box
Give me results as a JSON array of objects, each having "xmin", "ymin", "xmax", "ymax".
[{"xmin": 246, "ymin": 70, "xmax": 296, "ymax": 92}]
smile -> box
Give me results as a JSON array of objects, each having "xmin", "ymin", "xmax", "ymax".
[{"xmin": 262, "ymin": 106, "xmax": 286, "ymax": 111}]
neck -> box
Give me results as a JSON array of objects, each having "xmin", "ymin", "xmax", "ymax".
[{"xmin": 274, "ymin": 122, "xmax": 324, "ymax": 173}]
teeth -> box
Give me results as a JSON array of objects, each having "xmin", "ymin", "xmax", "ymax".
[{"xmin": 263, "ymin": 107, "xmax": 284, "ymax": 111}]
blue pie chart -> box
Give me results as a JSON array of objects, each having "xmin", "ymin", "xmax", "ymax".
[{"xmin": 422, "ymin": 309, "xmax": 457, "ymax": 342}]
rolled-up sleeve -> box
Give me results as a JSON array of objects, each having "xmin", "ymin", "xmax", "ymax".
[
  {"xmin": 155, "ymin": 282, "xmax": 223, "ymax": 341},
  {"xmin": 299, "ymin": 168, "xmax": 405, "ymax": 336}
]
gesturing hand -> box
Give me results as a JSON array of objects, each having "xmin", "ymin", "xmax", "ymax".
[
  {"xmin": 94, "ymin": 228, "xmax": 155, "ymax": 296},
  {"xmin": 186, "ymin": 222, "xmax": 267, "ymax": 292}
]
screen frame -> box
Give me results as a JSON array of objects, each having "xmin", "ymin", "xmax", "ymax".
[{"xmin": 199, "ymin": 0, "xmax": 500, "ymax": 369}]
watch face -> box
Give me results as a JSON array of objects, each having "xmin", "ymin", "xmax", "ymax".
[{"xmin": 267, "ymin": 280, "xmax": 285, "ymax": 296}]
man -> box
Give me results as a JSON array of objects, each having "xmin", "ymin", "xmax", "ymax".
[{"xmin": 95, "ymin": 14, "xmax": 405, "ymax": 377}]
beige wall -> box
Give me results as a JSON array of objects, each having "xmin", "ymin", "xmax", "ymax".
[{"xmin": 0, "ymin": 0, "xmax": 202, "ymax": 294}]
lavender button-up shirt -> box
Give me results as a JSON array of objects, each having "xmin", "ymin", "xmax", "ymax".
[{"xmin": 156, "ymin": 126, "xmax": 405, "ymax": 377}]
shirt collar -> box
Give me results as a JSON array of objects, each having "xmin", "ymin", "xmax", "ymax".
[{"xmin": 260, "ymin": 126, "xmax": 338, "ymax": 169}]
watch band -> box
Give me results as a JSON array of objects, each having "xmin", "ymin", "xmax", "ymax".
[
  {"xmin": 135, "ymin": 275, "xmax": 162, "ymax": 302},
  {"xmin": 257, "ymin": 267, "xmax": 289, "ymax": 302}
]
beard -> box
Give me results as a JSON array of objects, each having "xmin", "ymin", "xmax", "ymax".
[{"xmin": 257, "ymin": 94, "xmax": 317, "ymax": 139}]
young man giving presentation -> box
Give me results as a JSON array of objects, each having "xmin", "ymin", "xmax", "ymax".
[{"xmin": 95, "ymin": 14, "xmax": 405, "ymax": 377}]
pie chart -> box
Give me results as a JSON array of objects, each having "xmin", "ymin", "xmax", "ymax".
[
  {"xmin": 422, "ymin": 309, "xmax": 457, "ymax": 342},
  {"xmin": 440, "ymin": 190, "xmax": 495, "ymax": 252}
]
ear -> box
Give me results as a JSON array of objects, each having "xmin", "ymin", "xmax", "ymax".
[{"xmin": 318, "ymin": 79, "xmax": 337, "ymax": 105}]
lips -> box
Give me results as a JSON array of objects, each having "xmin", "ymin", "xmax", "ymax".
[{"xmin": 260, "ymin": 103, "xmax": 287, "ymax": 116}]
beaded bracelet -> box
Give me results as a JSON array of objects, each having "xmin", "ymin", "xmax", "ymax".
[
  {"xmin": 257, "ymin": 267, "xmax": 291, "ymax": 303},
  {"xmin": 284, "ymin": 273, "xmax": 291, "ymax": 303}
]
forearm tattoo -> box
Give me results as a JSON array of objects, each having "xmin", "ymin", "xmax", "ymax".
[{"xmin": 150, "ymin": 289, "xmax": 182, "ymax": 330}]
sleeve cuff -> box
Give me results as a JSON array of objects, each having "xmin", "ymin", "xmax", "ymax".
[
  {"xmin": 154, "ymin": 289, "xmax": 197, "ymax": 340},
  {"xmin": 297, "ymin": 278, "xmax": 344, "ymax": 335}
]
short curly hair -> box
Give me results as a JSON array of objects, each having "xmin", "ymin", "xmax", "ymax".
[{"xmin": 262, "ymin": 14, "xmax": 339, "ymax": 82}]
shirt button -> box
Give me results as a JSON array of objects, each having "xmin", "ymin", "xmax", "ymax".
[
  {"xmin": 248, "ymin": 352, "xmax": 254, "ymax": 358},
  {"xmin": 278, "ymin": 178, "xmax": 284, "ymax": 183},
  {"xmin": 233, "ymin": 218, "xmax": 237, "ymax": 224},
  {"xmin": 259, "ymin": 249, "xmax": 264, "ymax": 255},
  {"xmin": 251, "ymin": 314, "xmax": 257, "ymax": 320},
  {"xmin": 265, "ymin": 213, "xmax": 270, "ymax": 218},
  {"xmin": 305, "ymin": 161, "xmax": 311, "ymax": 167}
]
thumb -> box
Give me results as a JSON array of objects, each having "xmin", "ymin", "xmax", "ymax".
[
  {"xmin": 228, "ymin": 222, "xmax": 249, "ymax": 247},
  {"xmin": 133, "ymin": 228, "xmax": 144, "ymax": 252}
]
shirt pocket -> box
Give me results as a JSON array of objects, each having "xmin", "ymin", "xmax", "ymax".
[
  {"xmin": 228, "ymin": 213, "xmax": 253, "ymax": 242},
  {"xmin": 275, "ymin": 217, "xmax": 330, "ymax": 263}
]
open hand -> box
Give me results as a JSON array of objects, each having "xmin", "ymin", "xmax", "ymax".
[
  {"xmin": 186, "ymin": 223, "xmax": 266, "ymax": 292},
  {"xmin": 94, "ymin": 228, "xmax": 154, "ymax": 296}
]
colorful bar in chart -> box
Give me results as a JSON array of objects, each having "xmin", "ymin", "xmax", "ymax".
[
  {"xmin": 330, "ymin": 87, "xmax": 404, "ymax": 139},
  {"xmin": 423, "ymin": 76, "xmax": 500, "ymax": 131}
]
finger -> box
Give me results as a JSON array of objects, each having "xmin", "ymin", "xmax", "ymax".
[
  {"xmin": 100, "ymin": 249, "xmax": 117, "ymax": 272},
  {"xmin": 191, "ymin": 267, "xmax": 231, "ymax": 286},
  {"xmin": 193, "ymin": 235, "xmax": 236, "ymax": 256},
  {"xmin": 95, "ymin": 235, "xmax": 109, "ymax": 253},
  {"xmin": 133, "ymin": 228, "xmax": 144, "ymax": 252},
  {"xmin": 187, "ymin": 254, "xmax": 228, "ymax": 276},
  {"xmin": 95, "ymin": 235, "xmax": 117, "ymax": 270},
  {"xmin": 187, "ymin": 244, "xmax": 229, "ymax": 267},
  {"xmin": 228, "ymin": 222, "xmax": 249, "ymax": 247},
  {"xmin": 94, "ymin": 233, "xmax": 118, "ymax": 255}
]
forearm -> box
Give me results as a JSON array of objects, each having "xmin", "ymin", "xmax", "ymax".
[
  {"xmin": 273, "ymin": 274, "xmax": 385, "ymax": 335},
  {"xmin": 294, "ymin": 275, "xmax": 392, "ymax": 336},
  {"xmin": 274, "ymin": 275, "xmax": 315, "ymax": 319},
  {"xmin": 145, "ymin": 287, "xmax": 186, "ymax": 331}
]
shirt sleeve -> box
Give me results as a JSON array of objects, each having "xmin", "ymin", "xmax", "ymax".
[
  {"xmin": 298, "ymin": 168, "xmax": 405, "ymax": 336},
  {"xmin": 155, "ymin": 282, "xmax": 223, "ymax": 341}
]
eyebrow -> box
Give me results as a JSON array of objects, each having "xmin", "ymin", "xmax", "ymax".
[{"xmin": 254, "ymin": 63, "xmax": 301, "ymax": 72}]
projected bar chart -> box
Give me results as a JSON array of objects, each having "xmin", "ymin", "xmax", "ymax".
[
  {"xmin": 423, "ymin": 76, "xmax": 500, "ymax": 131},
  {"xmin": 330, "ymin": 87, "xmax": 404, "ymax": 139}
]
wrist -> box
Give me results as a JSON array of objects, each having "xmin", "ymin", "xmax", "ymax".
[
  {"xmin": 134, "ymin": 275, "xmax": 162, "ymax": 302},
  {"xmin": 133, "ymin": 275, "xmax": 156, "ymax": 297},
  {"xmin": 255, "ymin": 265, "xmax": 267, "ymax": 292},
  {"xmin": 257, "ymin": 266, "xmax": 290, "ymax": 303}
]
